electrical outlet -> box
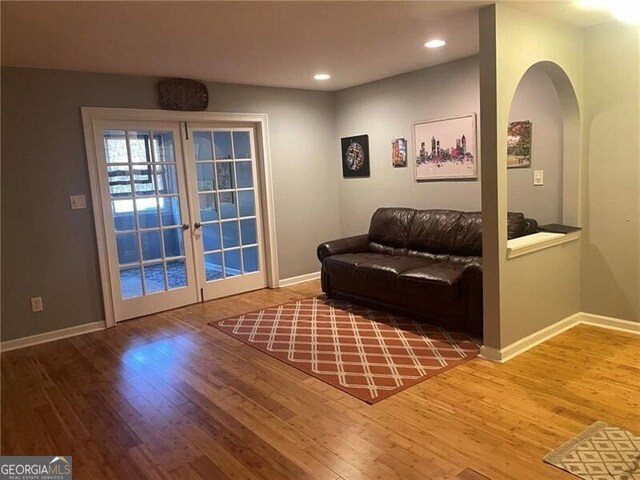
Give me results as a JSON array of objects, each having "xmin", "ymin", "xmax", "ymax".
[
  {"xmin": 31, "ymin": 296, "xmax": 44, "ymax": 312},
  {"xmin": 70, "ymin": 194, "xmax": 87, "ymax": 210},
  {"xmin": 533, "ymin": 170, "xmax": 544, "ymax": 186}
]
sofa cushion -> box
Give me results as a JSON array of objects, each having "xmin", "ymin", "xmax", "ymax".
[
  {"xmin": 368, "ymin": 208, "xmax": 416, "ymax": 249},
  {"xmin": 406, "ymin": 210, "xmax": 463, "ymax": 254},
  {"xmin": 397, "ymin": 266, "xmax": 463, "ymax": 302},
  {"xmin": 406, "ymin": 251, "xmax": 450, "ymax": 264},
  {"xmin": 352, "ymin": 256, "xmax": 432, "ymax": 284},
  {"xmin": 369, "ymin": 242, "xmax": 408, "ymax": 256},
  {"xmin": 323, "ymin": 253, "xmax": 384, "ymax": 277}
]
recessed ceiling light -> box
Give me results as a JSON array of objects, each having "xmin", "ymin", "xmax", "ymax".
[
  {"xmin": 424, "ymin": 39, "xmax": 446, "ymax": 49},
  {"xmin": 314, "ymin": 73, "xmax": 331, "ymax": 81}
]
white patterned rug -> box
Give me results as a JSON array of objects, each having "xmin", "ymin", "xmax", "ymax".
[{"xmin": 544, "ymin": 421, "xmax": 640, "ymax": 479}]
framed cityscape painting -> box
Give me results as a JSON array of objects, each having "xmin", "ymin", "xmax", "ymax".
[
  {"xmin": 341, "ymin": 134, "xmax": 370, "ymax": 178},
  {"xmin": 507, "ymin": 120, "xmax": 532, "ymax": 168},
  {"xmin": 413, "ymin": 114, "xmax": 477, "ymax": 181},
  {"xmin": 391, "ymin": 138, "xmax": 407, "ymax": 167}
]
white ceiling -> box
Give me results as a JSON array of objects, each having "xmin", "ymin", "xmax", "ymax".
[
  {"xmin": 509, "ymin": 1, "xmax": 615, "ymax": 27},
  {"xmin": 1, "ymin": 1, "xmax": 613, "ymax": 92}
]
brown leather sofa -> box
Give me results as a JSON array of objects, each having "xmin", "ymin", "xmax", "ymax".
[{"xmin": 317, "ymin": 208, "xmax": 538, "ymax": 336}]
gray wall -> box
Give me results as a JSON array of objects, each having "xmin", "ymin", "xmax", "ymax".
[
  {"xmin": 508, "ymin": 67, "xmax": 564, "ymax": 225},
  {"xmin": 334, "ymin": 56, "xmax": 482, "ymax": 236},
  {"xmin": 1, "ymin": 67, "xmax": 339, "ymax": 341},
  {"xmin": 6, "ymin": 43, "xmax": 623, "ymax": 344},
  {"xmin": 479, "ymin": 4, "xmax": 585, "ymax": 349},
  {"xmin": 581, "ymin": 22, "xmax": 640, "ymax": 322}
]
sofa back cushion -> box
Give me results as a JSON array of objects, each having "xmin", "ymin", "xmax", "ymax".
[
  {"xmin": 406, "ymin": 210, "xmax": 463, "ymax": 254},
  {"xmin": 452, "ymin": 212, "xmax": 483, "ymax": 256},
  {"xmin": 368, "ymin": 208, "xmax": 416, "ymax": 249},
  {"xmin": 368, "ymin": 207, "xmax": 532, "ymax": 255},
  {"xmin": 449, "ymin": 211, "xmax": 529, "ymax": 256}
]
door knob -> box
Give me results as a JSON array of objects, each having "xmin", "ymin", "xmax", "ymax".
[
  {"xmin": 182, "ymin": 223, "xmax": 190, "ymax": 230},
  {"xmin": 194, "ymin": 222, "xmax": 202, "ymax": 229}
]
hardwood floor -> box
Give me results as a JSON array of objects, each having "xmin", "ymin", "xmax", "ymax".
[{"xmin": 2, "ymin": 280, "xmax": 639, "ymax": 480}]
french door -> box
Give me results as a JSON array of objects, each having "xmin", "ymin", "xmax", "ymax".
[
  {"xmin": 90, "ymin": 118, "xmax": 267, "ymax": 322},
  {"xmin": 184, "ymin": 125, "xmax": 267, "ymax": 300}
]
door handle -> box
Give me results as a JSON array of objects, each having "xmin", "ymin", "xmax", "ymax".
[
  {"xmin": 194, "ymin": 222, "xmax": 202, "ymax": 230},
  {"xmin": 182, "ymin": 223, "xmax": 190, "ymax": 230}
]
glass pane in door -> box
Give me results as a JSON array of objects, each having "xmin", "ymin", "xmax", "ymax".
[
  {"xmin": 104, "ymin": 129, "xmax": 189, "ymax": 299},
  {"xmin": 194, "ymin": 129, "xmax": 261, "ymax": 282}
]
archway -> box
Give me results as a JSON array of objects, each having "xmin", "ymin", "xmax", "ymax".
[{"xmin": 507, "ymin": 61, "xmax": 581, "ymax": 228}]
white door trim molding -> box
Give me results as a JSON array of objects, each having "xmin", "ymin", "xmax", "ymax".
[
  {"xmin": 81, "ymin": 107, "xmax": 279, "ymax": 328},
  {"xmin": 480, "ymin": 312, "xmax": 640, "ymax": 363},
  {"xmin": 82, "ymin": 110, "xmax": 117, "ymax": 328}
]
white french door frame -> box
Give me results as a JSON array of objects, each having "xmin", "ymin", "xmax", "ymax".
[{"xmin": 82, "ymin": 107, "xmax": 279, "ymax": 328}]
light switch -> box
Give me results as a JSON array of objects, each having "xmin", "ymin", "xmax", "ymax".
[
  {"xmin": 31, "ymin": 296, "xmax": 44, "ymax": 312},
  {"xmin": 533, "ymin": 170, "xmax": 544, "ymax": 186},
  {"xmin": 70, "ymin": 194, "xmax": 87, "ymax": 210}
]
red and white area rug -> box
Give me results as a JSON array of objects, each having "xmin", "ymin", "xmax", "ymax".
[{"xmin": 212, "ymin": 297, "xmax": 481, "ymax": 404}]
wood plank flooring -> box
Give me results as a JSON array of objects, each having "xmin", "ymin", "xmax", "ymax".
[{"xmin": 2, "ymin": 280, "xmax": 639, "ymax": 479}]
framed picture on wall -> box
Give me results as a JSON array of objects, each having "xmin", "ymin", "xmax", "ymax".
[
  {"xmin": 413, "ymin": 114, "xmax": 477, "ymax": 181},
  {"xmin": 507, "ymin": 120, "xmax": 532, "ymax": 168},
  {"xmin": 391, "ymin": 138, "xmax": 407, "ymax": 167},
  {"xmin": 341, "ymin": 134, "xmax": 370, "ymax": 178}
]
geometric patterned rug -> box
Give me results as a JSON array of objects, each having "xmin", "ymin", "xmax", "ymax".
[
  {"xmin": 212, "ymin": 296, "xmax": 481, "ymax": 403},
  {"xmin": 544, "ymin": 421, "xmax": 640, "ymax": 479}
]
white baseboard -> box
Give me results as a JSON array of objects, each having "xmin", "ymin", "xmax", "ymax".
[
  {"xmin": 3, "ymin": 309, "xmax": 636, "ymax": 358},
  {"xmin": 278, "ymin": 271, "xmax": 321, "ymax": 288},
  {"xmin": 580, "ymin": 312, "xmax": 640, "ymax": 334},
  {"xmin": 480, "ymin": 312, "xmax": 639, "ymax": 363},
  {"xmin": 1, "ymin": 321, "xmax": 106, "ymax": 353},
  {"xmin": 480, "ymin": 313, "xmax": 582, "ymax": 363}
]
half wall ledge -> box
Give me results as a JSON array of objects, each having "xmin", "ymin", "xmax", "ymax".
[{"xmin": 506, "ymin": 231, "xmax": 581, "ymax": 259}]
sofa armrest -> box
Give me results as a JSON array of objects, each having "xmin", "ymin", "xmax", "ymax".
[
  {"xmin": 317, "ymin": 234, "xmax": 369, "ymax": 263},
  {"xmin": 456, "ymin": 259, "xmax": 483, "ymax": 293},
  {"xmin": 459, "ymin": 260, "xmax": 483, "ymax": 282},
  {"xmin": 523, "ymin": 218, "xmax": 539, "ymax": 236},
  {"xmin": 459, "ymin": 260, "xmax": 483, "ymax": 336}
]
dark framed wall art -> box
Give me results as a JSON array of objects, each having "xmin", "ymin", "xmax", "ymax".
[{"xmin": 341, "ymin": 134, "xmax": 370, "ymax": 178}]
